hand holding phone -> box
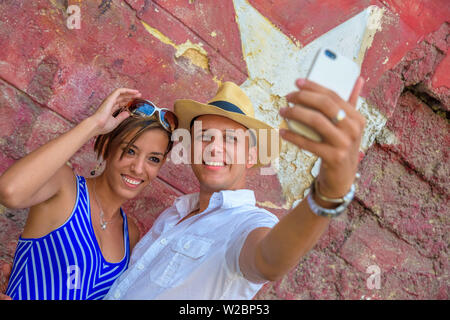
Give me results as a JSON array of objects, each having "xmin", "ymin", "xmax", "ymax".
[
  {"xmin": 279, "ymin": 47, "xmax": 366, "ymax": 201},
  {"xmin": 284, "ymin": 48, "xmax": 360, "ymax": 142}
]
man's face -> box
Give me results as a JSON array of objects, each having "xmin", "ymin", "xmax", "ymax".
[{"xmin": 190, "ymin": 115, "xmax": 256, "ymax": 193}]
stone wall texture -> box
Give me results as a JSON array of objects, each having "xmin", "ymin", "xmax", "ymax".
[{"xmin": 0, "ymin": 0, "xmax": 449, "ymax": 299}]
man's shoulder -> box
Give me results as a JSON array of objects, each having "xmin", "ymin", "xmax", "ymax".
[{"xmin": 233, "ymin": 203, "xmax": 280, "ymax": 225}]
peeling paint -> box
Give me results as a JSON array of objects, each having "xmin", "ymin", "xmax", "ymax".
[
  {"xmin": 256, "ymin": 201, "xmax": 290, "ymax": 210},
  {"xmin": 140, "ymin": 21, "xmax": 209, "ymax": 71},
  {"xmin": 174, "ymin": 40, "xmax": 209, "ymax": 71},
  {"xmin": 356, "ymin": 6, "xmax": 386, "ymax": 66},
  {"xmin": 376, "ymin": 126, "xmax": 400, "ymax": 146},
  {"xmin": 49, "ymin": 0, "xmax": 66, "ymax": 11},
  {"xmin": 212, "ymin": 75, "xmax": 222, "ymax": 87},
  {"xmin": 357, "ymin": 98, "xmax": 389, "ymax": 152},
  {"xmin": 141, "ymin": 20, "xmax": 175, "ymax": 46}
]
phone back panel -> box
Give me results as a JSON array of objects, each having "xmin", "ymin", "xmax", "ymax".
[{"xmin": 307, "ymin": 48, "xmax": 360, "ymax": 101}]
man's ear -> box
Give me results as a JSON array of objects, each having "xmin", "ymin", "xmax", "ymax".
[{"xmin": 246, "ymin": 145, "xmax": 258, "ymax": 169}]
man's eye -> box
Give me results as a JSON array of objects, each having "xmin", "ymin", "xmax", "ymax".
[
  {"xmin": 149, "ymin": 157, "xmax": 160, "ymax": 163},
  {"xmin": 201, "ymin": 134, "xmax": 212, "ymax": 141}
]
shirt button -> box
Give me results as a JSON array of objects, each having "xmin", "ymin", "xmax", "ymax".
[
  {"xmin": 183, "ymin": 243, "xmax": 190, "ymax": 250},
  {"xmin": 114, "ymin": 290, "xmax": 120, "ymax": 299},
  {"xmin": 137, "ymin": 263, "xmax": 144, "ymax": 270},
  {"xmin": 160, "ymin": 238, "xmax": 167, "ymax": 245}
]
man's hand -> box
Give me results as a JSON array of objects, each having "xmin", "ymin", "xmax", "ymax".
[
  {"xmin": 240, "ymin": 78, "xmax": 365, "ymax": 282},
  {"xmin": 279, "ymin": 77, "xmax": 365, "ymax": 199},
  {"xmin": 0, "ymin": 262, "xmax": 12, "ymax": 300}
]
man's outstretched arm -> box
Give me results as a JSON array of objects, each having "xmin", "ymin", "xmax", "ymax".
[{"xmin": 239, "ymin": 77, "xmax": 366, "ymax": 282}]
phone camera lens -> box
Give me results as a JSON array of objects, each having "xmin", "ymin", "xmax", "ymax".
[{"xmin": 325, "ymin": 49, "xmax": 336, "ymax": 60}]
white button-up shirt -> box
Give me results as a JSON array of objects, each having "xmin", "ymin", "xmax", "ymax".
[{"xmin": 105, "ymin": 189, "xmax": 279, "ymax": 300}]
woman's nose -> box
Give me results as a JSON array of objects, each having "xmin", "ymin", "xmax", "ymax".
[{"xmin": 131, "ymin": 157, "xmax": 145, "ymax": 175}]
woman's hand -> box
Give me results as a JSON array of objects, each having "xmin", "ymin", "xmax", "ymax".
[
  {"xmin": 89, "ymin": 88, "xmax": 142, "ymax": 136},
  {"xmin": 279, "ymin": 77, "xmax": 366, "ymax": 199},
  {"xmin": 0, "ymin": 88, "xmax": 141, "ymax": 210}
]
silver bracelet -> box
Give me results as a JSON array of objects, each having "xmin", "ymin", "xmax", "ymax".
[{"xmin": 307, "ymin": 179, "xmax": 355, "ymax": 218}]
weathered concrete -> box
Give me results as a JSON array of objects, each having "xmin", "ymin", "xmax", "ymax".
[{"xmin": 0, "ymin": 0, "xmax": 448, "ymax": 300}]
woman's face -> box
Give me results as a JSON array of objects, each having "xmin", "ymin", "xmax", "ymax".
[{"xmin": 103, "ymin": 127, "xmax": 169, "ymax": 200}]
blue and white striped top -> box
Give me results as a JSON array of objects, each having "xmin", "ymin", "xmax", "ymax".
[{"xmin": 6, "ymin": 176, "xmax": 130, "ymax": 300}]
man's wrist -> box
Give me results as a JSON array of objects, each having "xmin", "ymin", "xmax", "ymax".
[
  {"xmin": 312, "ymin": 191, "xmax": 341, "ymax": 209},
  {"xmin": 307, "ymin": 178, "xmax": 356, "ymax": 218}
]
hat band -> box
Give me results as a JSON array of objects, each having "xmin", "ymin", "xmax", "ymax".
[{"xmin": 209, "ymin": 100, "xmax": 246, "ymax": 115}]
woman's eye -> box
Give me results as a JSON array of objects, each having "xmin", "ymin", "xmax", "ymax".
[{"xmin": 124, "ymin": 148, "xmax": 135, "ymax": 155}]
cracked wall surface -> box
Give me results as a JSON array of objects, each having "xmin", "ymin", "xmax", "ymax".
[{"xmin": 0, "ymin": 0, "xmax": 449, "ymax": 300}]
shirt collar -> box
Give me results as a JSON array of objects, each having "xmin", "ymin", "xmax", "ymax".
[{"xmin": 174, "ymin": 189, "xmax": 256, "ymax": 218}]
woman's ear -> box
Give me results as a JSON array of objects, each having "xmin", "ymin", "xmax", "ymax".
[{"xmin": 90, "ymin": 159, "xmax": 106, "ymax": 176}]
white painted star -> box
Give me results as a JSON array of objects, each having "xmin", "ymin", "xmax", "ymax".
[{"xmin": 232, "ymin": 0, "xmax": 388, "ymax": 206}]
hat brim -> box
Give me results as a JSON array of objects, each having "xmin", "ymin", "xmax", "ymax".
[{"xmin": 174, "ymin": 99, "xmax": 280, "ymax": 168}]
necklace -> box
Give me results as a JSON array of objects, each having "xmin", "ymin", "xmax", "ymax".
[{"xmin": 93, "ymin": 179, "xmax": 115, "ymax": 230}]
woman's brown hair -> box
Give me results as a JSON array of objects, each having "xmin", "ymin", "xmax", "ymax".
[{"xmin": 93, "ymin": 117, "xmax": 173, "ymax": 161}]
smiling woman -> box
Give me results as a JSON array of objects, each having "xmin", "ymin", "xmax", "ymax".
[{"xmin": 0, "ymin": 88, "xmax": 176, "ymax": 300}]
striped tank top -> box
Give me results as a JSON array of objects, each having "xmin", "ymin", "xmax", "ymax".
[{"xmin": 6, "ymin": 176, "xmax": 130, "ymax": 300}]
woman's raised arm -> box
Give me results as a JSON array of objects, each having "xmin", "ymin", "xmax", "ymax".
[{"xmin": 0, "ymin": 88, "xmax": 141, "ymax": 209}]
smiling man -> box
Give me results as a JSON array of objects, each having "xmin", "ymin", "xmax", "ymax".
[{"xmin": 105, "ymin": 79, "xmax": 366, "ymax": 300}]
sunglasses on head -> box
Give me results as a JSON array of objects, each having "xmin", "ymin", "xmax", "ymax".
[{"xmin": 119, "ymin": 99, "xmax": 178, "ymax": 132}]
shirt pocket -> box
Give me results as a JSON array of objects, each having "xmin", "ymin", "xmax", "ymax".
[
  {"xmin": 150, "ymin": 234, "xmax": 213, "ymax": 288},
  {"xmin": 172, "ymin": 234, "xmax": 213, "ymax": 259}
]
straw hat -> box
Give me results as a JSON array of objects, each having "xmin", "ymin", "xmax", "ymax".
[{"xmin": 174, "ymin": 82, "xmax": 280, "ymax": 167}]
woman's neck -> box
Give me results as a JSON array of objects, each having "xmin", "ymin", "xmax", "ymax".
[{"xmin": 89, "ymin": 175, "xmax": 124, "ymax": 220}]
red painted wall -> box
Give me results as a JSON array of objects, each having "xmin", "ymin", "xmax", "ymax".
[{"xmin": 0, "ymin": 0, "xmax": 448, "ymax": 299}]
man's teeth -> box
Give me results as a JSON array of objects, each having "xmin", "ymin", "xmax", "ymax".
[
  {"xmin": 204, "ymin": 161, "xmax": 225, "ymax": 167},
  {"xmin": 122, "ymin": 175, "xmax": 142, "ymax": 185}
]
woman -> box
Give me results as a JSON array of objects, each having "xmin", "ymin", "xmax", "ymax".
[{"xmin": 0, "ymin": 88, "xmax": 178, "ymax": 299}]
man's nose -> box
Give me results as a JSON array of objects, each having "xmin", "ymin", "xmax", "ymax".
[{"xmin": 210, "ymin": 136, "xmax": 226, "ymax": 156}]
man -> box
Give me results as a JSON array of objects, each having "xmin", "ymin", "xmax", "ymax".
[{"xmin": 104, "ymin": 77, "xmax": 366, "ymax": 300}]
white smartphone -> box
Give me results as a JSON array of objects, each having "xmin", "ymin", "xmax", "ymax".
[{"xmin": 286, "ymin": 47, "xmax": 360, "ymax": 142}]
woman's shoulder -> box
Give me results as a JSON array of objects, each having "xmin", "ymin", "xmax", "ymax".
[
  {"xmin": 126, "ymin": 216, "xmax": 141, "ymax": 252},
  {"xmin": 22, "ymin": 165, "xmax": 80, "ymax": 238}
]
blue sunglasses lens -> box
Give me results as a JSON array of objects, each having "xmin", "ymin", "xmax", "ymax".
[
  {"xmin": 159, "ymin": 110, "xmax": 170, "ymax": 128},
  {"xmin": 133, "ymin": 102, "xmax": 156, "ymax": 116},
  {"xmin": 128, "ymin": 99, "xmax": 178, "ymax": 131}
]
